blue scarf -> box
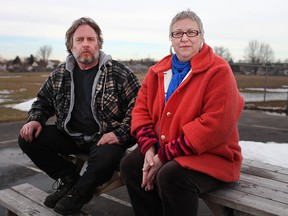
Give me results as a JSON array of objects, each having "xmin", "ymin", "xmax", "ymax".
[{"xmin": 165, "ymin": 55, "xmax": 191, "ymax": 102}]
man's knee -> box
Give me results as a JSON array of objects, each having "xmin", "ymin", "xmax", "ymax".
[{"xmin": 18, "ymin": 135, "xmax": 31, "ymax": 152}]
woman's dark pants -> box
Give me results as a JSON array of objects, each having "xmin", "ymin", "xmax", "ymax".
[{"xmin": 120, "ymin": 147, "xmax": 225, "ymax": 216}]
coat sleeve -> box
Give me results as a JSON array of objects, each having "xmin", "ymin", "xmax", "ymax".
[
  {"xmin": 27, "ymin": 75, "xmax": 56, "ymax": 125},
  {"xmin": 182, "ymin": 62, "xmax": 244, "ymax": 155},
  {"xmin": 131, "ymin": 69, "xmax": 156, "ymax": 136}
]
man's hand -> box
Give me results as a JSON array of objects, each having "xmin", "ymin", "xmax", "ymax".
[
  {"xmin": 97, "ymin": 132, "xmax": 120, "ymax": 146},
  {"xmin": 19, "ymin": 121, "xmax": 42, "ymax": 143}
]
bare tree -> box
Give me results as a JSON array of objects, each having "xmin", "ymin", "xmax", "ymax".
[
  {"xmin": 244, "ymin": 40, "xmax": 274, "ymax": 64},
  {"xmin": 214, "ymin": 46, "xmax": 233, "ymax": 63},
  {"xmin": 37, "ymin": 45, "xmax": 52, "ymax": 62}
]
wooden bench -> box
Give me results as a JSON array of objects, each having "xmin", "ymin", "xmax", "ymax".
[
  {"xmin": 1, "ymin": 155, "xmax": 288, "ymax": 216},
  {"xmin": 201, "ymin": 158, "xmax": 288, "ymax": 216},
  {"xmin": 0, "ymin": 148, "xmax": 133, "ymax": 216},
  {"xmin": 0, "ymin": 183, "xmax": 90, "ymax": 216}
]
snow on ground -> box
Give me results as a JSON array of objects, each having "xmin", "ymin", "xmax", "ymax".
[
  {"xmin": 9, "ymin": 98, "xmax": 36, "ymax": 111},
  {"xmin": 240, "ymin": 141, "xmax": 288, "ymax": 168}
]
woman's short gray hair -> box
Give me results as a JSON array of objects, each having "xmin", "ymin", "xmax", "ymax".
[
  {"xmin": 65, "ymin": 17, "xmax": 104, "ymax": 54},
  {"xmin": 169, "ymin": 9, "xmax": 204, "ymax": 39}
]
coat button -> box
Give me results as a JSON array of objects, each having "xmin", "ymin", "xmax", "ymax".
[
  {"xmin": 166, "ymin": 112, "xmax": 171, "ymax": 117},
  {"xmin": 161, "ymin": 135, "xmax": 166, "ymax": 140}
]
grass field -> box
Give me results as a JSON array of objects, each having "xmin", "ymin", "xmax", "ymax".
[{"xmin": 0, "ymin": 71, "xmax": 287, "ymax": 122}]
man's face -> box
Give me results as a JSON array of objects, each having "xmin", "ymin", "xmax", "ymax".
[{"xmin": 71, "ymin": 24, "xmax": 100, "ymax": 65}]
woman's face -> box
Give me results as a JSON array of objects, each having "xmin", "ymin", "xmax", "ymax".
[{"xmin": 171, "ymin": 18, "xmax": 203, "ymax": 62}]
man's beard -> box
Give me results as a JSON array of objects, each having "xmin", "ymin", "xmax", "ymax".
[{"xmin": 76, "ymin": 51, "xmax": 99, "ymax": 64}]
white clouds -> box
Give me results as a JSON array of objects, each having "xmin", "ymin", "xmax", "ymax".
[{"xmin": 0, "ymin": 0, "xmax": 287, "ymax": 61}]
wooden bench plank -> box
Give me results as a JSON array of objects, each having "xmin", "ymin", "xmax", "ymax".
[
  {"xmin": 229, "ymin": 180, "xmax": 288, "ymax": 205},
  {"xmin": 0, "ymin": 183, "xmax": 90, "ymax": 216},
  {"xmin": 242, "ymin": 159, "xmax": 288, "ymax": 182},
  {"xmin": 241, "ymin": 164, "xmax": 288, "ymax": 183},
  {"xmin": 240, "ymin": 172, "xmax": 288, "ymax": 192},
  {"xmin": 11, "ymin": 183, "xmax": 48, "ymax": 204},
  {"xmin": 201, "ymin": 159, "xmax": 288, "ymax": 216},
  {"xmin": 243, "ymin": 159, "xmax": 288, "ymax": 176},
  {"xmin": 0, "ymin": 186, "xmax": 58, "ymax": 216},
  {"xmin": 201, "ymin": 188, "xmax": 288, "ymax": 216}
]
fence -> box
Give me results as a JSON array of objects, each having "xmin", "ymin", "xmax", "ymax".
[{"xmin": 231, "ymin": 64, "xmax": 288, "ymax": 116}]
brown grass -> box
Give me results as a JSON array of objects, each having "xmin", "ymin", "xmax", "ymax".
[
  {"xmin": 0, "ymin": 72, "xmax": 49, "ymax": 103},
  {"xmin": 234, "ymin": 74, "xmax": 288, "ymax": 89},
  {"xmin": 0, "ymin": 71, "xmax": 287, "ymax": 122},
  {"xmin": 0, "ymin": 71, "xmax": 49, "ymax": 122}
]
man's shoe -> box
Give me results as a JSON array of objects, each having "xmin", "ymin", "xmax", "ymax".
[
  {"xmin": 53, "ymin": 186, "xmax": 93, "ymax": 215},
  {"xmin": 44, "ymin": 174, "xmax": 79, "ymax": 208}
]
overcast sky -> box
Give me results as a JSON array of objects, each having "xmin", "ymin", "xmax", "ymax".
[{"xmin": 0, "ymin": 0, "xmax": 287, "ymax": 62}]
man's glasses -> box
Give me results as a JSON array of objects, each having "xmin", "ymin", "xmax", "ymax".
[{"xmin": 171, "ymin": 30, "xmax": 201, "ymax": 38}]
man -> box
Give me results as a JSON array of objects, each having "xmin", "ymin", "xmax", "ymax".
[{"xmin": 18, "ymin": 17, "xmax": 141, "ymax": 215}]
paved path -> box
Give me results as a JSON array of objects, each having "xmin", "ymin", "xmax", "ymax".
[{"xmin": 0, "ymin": 110, "xmax": 287, "ymax": 216}]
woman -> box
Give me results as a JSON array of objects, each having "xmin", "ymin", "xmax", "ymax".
[{"xmin": 120, "ymin": 9, "xmax": 244, "ymax": 216}]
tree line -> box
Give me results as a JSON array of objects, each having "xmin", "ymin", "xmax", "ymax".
[
  {"xmin": 214, "ymin": 40, "xmax": 281, "ymax": 64},
  {"xmin": 1, "ymin": 40, "xmax": 288, "ymax": 73}
]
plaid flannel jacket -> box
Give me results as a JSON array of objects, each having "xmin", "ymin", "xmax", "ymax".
[{"xmin": 27, "ymin": 53, "xmax": 141, "ymax": 146}]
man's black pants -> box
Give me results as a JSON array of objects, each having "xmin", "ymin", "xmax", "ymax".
[{"xmin": 18, "ymin": 125, "xmax": 125, "ymax": 198}]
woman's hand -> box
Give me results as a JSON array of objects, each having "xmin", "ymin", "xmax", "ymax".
[
  {"xmin": 142, "ymin": 147, "xmax": 163, "ymax": 191},
  {"xmin": 141, "ymin": 146, "xmax": 155, "ymax": 190}
]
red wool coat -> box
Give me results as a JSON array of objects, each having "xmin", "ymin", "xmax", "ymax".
[{"xmin": 131, "ymin": 44, "xmax": 244, "ymax": 182}]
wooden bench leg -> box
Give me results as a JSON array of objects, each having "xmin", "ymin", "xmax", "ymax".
[
  {"xmin": 6, "ymin": 210, "xmax": 17, "ymax": 216},
  {"xmin": 94, "ymin": 171, "xmax": 124, "ymax": 195},
  {"xmin": 203, "ymin": 199, "xmax": 234, "ymax": 216}
]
